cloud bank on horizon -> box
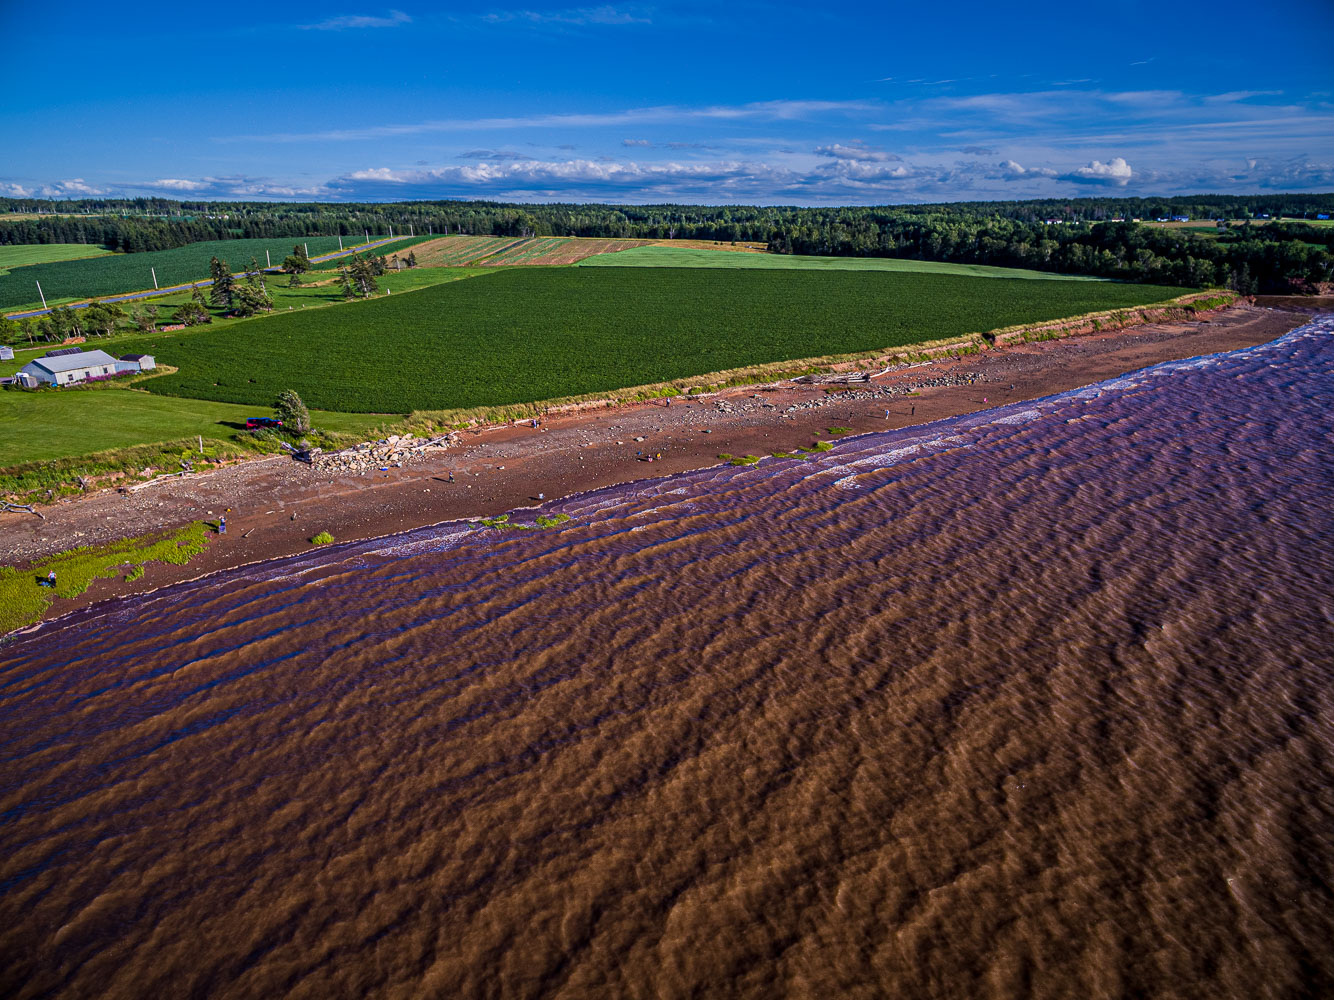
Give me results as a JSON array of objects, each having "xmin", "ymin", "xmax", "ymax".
[{"xmin": 2, "ymin": 1, "xmax": 1331, "ymax": 204}]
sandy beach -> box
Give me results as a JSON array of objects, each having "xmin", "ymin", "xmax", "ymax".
[{"xmin": 0, "ymin": 302, "xmax": 1313, "ymax": 625}]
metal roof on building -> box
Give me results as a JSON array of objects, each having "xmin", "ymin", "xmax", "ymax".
[{"xmin": 26, "ymin": 350, "xmax": 119, "ymax": 374}]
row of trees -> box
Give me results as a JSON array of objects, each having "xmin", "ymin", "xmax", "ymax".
[
  {"xmin": 5, "ymin": 194, "xmax": 1334, "ymax": 253},
  {"xmin": 0, "ymin": 299, "xmax": 173, "ymax": 344},
  {"xmin": 766, "ymin": 217, "xmax": 1332, "ymax": 291},
  {"xmin": 3, "ymin": 199, "xmax": 1332, "ymax": 291}
]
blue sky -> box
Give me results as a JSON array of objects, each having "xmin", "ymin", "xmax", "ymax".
[{"xmin": 3, "ymin": 1, "xmax": 1332, "ymax": 204}]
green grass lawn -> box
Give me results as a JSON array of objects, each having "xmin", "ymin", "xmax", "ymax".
[
  {"xmin": 577, "ymin": 245, "xmax": 1107, "ymax": 280},
  {"xmin": 112, "ymin": 267, "xmax": 1193, "ymax": 414},
  {"xmin": 0, "ymin": 244, "xmax": 112, "ymax": 274},
  {"xmin": 0, "ymin": 388, "xmax": 390, "ymax": 465}
]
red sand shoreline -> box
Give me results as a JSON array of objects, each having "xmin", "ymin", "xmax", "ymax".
[{"xmin": 0, "ymin": 303, "xmax": 1315, "ymax": 630}]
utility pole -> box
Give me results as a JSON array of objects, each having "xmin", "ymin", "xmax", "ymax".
[
  {"xmin": 409, "ymin": 223, "xmax": 414, "ymax": 237},
  {"xmin": 36, "ymin": 280, "xmax": 47, "ymax": 310},
  {"xmin": 364, "ymin": 230, "xmax": 370, "ymax": 246},
  {"xmin": 152, "ymin": 267, "xmax": 159, "ymax": 290},
  {"xmin": 304, "ymin": 243, "xmax": 309, "ymax": 259},
  {"xmin": 338, "ymin": 235, "xmax": 343, "ymax": 251},
  {"xmin": 389, "ymin": 225, "xmax": 394, "ymax": 238},
  {"xmin": 266, "ymin": 250, "xmax": 271, "ymax": 268}
]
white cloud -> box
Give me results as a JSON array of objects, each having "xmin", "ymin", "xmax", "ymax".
[
  {"xmin": 622, "ymin": 138, "xmax": 652, "ymax": 147},
  {"xmin": 483, "ymin": 5, "xmax": 651, "ymax": 26},
  {"xmin": 36, "ymin": 179, "xmax": 106, "ymax": 197},
  {"xmin": 147, "ymin": 178, "xmax": 211, "ymax": 191},
  {"xmin": 300, "ymin": 9, "xmax": 411, "ymax": 30},
  {"xmin": 998, "ymin": 159, "xmax": 1057, "ymax": 179},
  {"xmin": 0, "ymin": 182, "xmax": 32, "ymax": 197},
  {"xmin": 222, "ymin": 99, "xmax": 877, "ymax": 143},
  {"xmin": 814, "ymin": 143, "xmax": 901, "ymax": 162},
  {"xmin": 1063, "ymin": 157, "xmax": 1133, "ymax": 186}
]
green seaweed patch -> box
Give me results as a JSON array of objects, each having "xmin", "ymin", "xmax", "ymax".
[
  {"xmin": 0, "ymin": 522, "xmax": 211, "ymax": 636},
  {"xmin": 770, "ymin": 450, "xmax": 807, "ymax": 460},
  {"xmin": 826, "ymin": 426, "xmax": 851, "ymax": 436},
  {"xmin": 719, "ymin": 453, "xmax": 762, "ymax": 466},
  {"xmin": 810, "ymin": 440, "xmax": 835, "ymax": 452},
  {"xmin": 479, "ymin": 512, "xmax": 572, "ymax": 531},
  {"xmin": 310, "ymin": 531, "xmax": 335, "ymax": 545}
]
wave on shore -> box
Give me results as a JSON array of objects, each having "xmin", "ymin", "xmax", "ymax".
[{"xmin": 2, "ymin": 317, "xmax": 1332, "ymax": 999}]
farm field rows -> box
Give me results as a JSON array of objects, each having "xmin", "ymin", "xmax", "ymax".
[
  {"xmin": 118, "ymin": 268, "xmax": 1192, "ymax": 414},
  {"xmin": 411, "ymin": 235, "xmax": 661, "ymax": 267},
  {"xmin": 578, "ymin": 245, "xmax": 1108, "ymax": 279},
  {"xmin": 411, "ymin": 236, "xmax": 528, "ymax": 266},
  {"xmin": 0, "ymin": 244, "xmax": 113, "ymax": 274},
  {"xmin": 0, "ymin": 236, "xmax": 416, "ymax": 312},
  {"xmin": 308, "ymin": 235, "xmax": 437, "ymax": 269}
]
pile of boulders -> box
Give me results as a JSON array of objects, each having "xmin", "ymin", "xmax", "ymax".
[
  {"xmin": 782, "ymin": 372, "xmax": 988, "ymax": 413},
  {"xmin": 312, "ymin": 432, "xmax": 459, "ymax": 474}
]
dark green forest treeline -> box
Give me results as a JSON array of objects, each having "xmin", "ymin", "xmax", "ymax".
[{"xmin": 3, "ymin": 194, "xmax": 1332, "ymax": 291}]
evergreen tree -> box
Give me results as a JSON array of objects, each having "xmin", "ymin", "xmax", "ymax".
[
  {"xmin": 231, "ymin": 284, "xmax": 271, "ymax": 317},
  {"xmin": 208, "ymin": 257, "xmax": 234, "ymax": 308},
  {"xmin": 176, "ymin": 301, "xmax": 211, "ymax": 326},
  {"xmin": 274, "ymin": 389, "xmax": 311, "ymax": 434}
]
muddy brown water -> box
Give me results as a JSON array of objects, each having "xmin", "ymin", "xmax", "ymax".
[{"xmin": 2, "ymin": 319, "xmax": 1332, "ymax": 999}]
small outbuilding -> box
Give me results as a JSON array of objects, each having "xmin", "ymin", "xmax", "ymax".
[
  {"xmin": 0, "ymin": 345, "xmax": 13, "ymax": 361},
  {"xmin": 118, "ymin": 353, "xmax": 156, "ymax": 371},
  {"xmin": 19, "ymin": 349, "xmax": 120, "ymax": 386}
]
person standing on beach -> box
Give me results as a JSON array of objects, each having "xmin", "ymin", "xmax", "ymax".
[
  {"xmin": 47, "ymin": 570, "xmax": 56, "ymax": 589},
  {"xmin": 218, "ymin": 515, "xmax": 226, "ymax": 534}
]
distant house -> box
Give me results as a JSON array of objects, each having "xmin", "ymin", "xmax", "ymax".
[
  {"xmin": 0, "ymin": 372, "xmax": 38, "ymax": 388},
  {"xmin": 1318, "ymin": 214, "xmax": 1331, "ymax": 220},
  {"xmin": 1170, "ymin": 215, "xmax": 1190, "ymax": 222},
  {"xmin": 117, "ymin": 353, "xmax": 156, "ymax": 373},
  {"xmin": 19, "ymin": 349, "xmax": 120, "ymax": 386},
  {"xmin": 0, "ymin": 345, "xmax": 13, "ymax": 361}
]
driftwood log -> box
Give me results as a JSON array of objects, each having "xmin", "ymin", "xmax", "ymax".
[{"xmin": 1, "ymin": 501, "xmax": 45, "ymax": 519}]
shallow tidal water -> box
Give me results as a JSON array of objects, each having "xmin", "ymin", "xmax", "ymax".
[{"xmin": 2, "ymin": 318, "xmax": 1333, "ymax": 999}]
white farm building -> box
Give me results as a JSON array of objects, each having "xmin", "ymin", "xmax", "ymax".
[{"xmin": 20, "ymin": 349, "xmax": 121, "ymax": 386}]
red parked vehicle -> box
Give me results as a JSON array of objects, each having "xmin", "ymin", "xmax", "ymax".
[{"xmin": 245, "ymin": 417, "xmax": 283, "ymax": 430}]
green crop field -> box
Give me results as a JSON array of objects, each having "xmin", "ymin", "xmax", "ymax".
[
  {"xmin": 0, "ymin": 389, "xmax": 387, "ymax": 466},
  {"xmin": 113, "ymin": 268, "xmax": 1192, "ymax": 414},
  {"xmin": 0, "ymin": 236, "xmax": 419, "ymax": 312},
  {"xmin": 0, "ymin": 244, "xmax": 113, "ymax": 274},
  {"xmin": 578, "ymin": 245, "xmax": 1107, "ymax": 280}
]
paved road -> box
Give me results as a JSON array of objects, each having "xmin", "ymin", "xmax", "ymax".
[{"xmin": 4, "ymin": 236, "xmax": 414, "ymax": 319}]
